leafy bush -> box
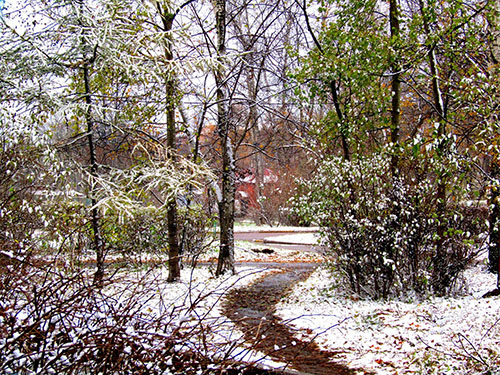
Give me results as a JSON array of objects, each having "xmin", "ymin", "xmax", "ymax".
[
  {"xmin": 100, "ymin": 206, "xmax": 170, "ymax": 262},
  {"xmin": 88, "ymin": 203, "xmax": 214, "ymax": 266},
  {"xmin": 0, "ymin": 115, "xmax": 66, "ymax": 260},
  {"xmin": 178, "ymin": 205, "xmax": 216, "ymax": 267},
  {"xmin": 291, "ymin": 141, "xmax": 486, "ymax": 299}
]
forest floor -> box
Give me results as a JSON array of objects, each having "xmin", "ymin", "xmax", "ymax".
[
  {"xmin": 89, "ymin": 228, "xmax": 500, "ymax": 374},
  {"xmin": 222, "ymin": 263, "xmax": 369, "ymax": 375},
  {"xmin": 221, "ymin": 230, "xmax": 500, "ymax": 375},
  {"xmin": 274, "ymin": 261, "xmax": 500, "ymax": 375}
]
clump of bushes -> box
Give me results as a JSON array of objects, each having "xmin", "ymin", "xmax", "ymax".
[
  {"xmin": 0, "ymin": 253, "xmax": 267, "ymax": 375},
  {"xmin": 292, "ymin": 143, "xmax": 487, "ymax": 299},
  {"xmin": 46, "ymin": 200, "xmax": 215, "ymax": 267},
  {"xmin": 0, "ymin": 120, "xmax": 62, "ymax": 258}
]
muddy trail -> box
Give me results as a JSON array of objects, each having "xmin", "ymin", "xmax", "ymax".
[{"xmin": 222, "ymin": 265, "xmax": 367, "ymax": 375}]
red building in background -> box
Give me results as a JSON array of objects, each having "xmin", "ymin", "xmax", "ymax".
[{"xmin": 235, "ymin": 168, "xmax": 277, "ymax": 215}]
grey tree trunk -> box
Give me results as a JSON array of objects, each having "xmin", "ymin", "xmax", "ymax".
[
  {"xmin": 215, "ymin": 0, "xmax": 236, "ymax": 276},
  {"xmin": 389, "ymin": 0, "xmax": 401, "ymax": 175},
  {"xmin": 77, "ymin": 2, "xmax": 105, "ymax": 287},
  {"xmin": 159, "ymin": 9, "xmax": 181, "ymax": 282},
  {"xmin": 83, "ymin": 63, "xmax": 105, "ymax": 287},
  {"xmin": 418, "ymin": 0, "xmax": 448, "ymax": 294},
  {"xmin": 488, "ymin": 0, "xmax": 500, "ymax": 282}
]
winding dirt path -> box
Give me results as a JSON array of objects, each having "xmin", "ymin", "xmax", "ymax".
[{"xmin": 222, "ymin": 264, "xmax": 368, "ymax": 375}]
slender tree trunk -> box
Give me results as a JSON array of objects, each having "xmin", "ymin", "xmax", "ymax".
[
  {"xmin": 83, "ymin": 63, "xmax": 105, "ymax": 287},
  {"xmin": 177, "ymin": 103, "xmax": 209, "ymax": 256},
  {"xmin": 166, "ymin": 85, "xmax": 180, "ymax": 281},
  {"xmin": 419, "ymin": 0, "xmax": 448, "ymax": 294},
  {"xmin": 159, "ymin": 10, "xmax": 181, "ymax": 282},
  {"xmin": 329, "ymin": 81, "xmax": 350, "ymax": 161},
  {"xmin": 488, "ymin": 0, "xmax": 500, "ymax": 283},
  {"xmin": 384, "ymin": 0, "xmax": 402, "ymax": 291},
  {"xmin": 489, "ymin": 163, "xmax": 500, "ymax": 279},
  {"xmin": 300, "ymin": 0, "xmax": 349, "ymax": 161},
  {"xmin": 76, "ymin": 0, "xmax": 104, "ymax": 286},
  {"xmin": 215, "ymin": 0, "xmax": 236, "ymax": 276},
  {"xmin": 245, "ymin": 58, "xmax": 264, "ymax": 219},
  {"xmin": 162, "ymin": 0, "xmax": 206, "ymax": 258},
  {"xmin": 493, "ymin": 0, "xmax": 500, "ymax": 65},
  {"xmin": 389, "ymin": 0, "xmax": 401, "ymax": 175}
]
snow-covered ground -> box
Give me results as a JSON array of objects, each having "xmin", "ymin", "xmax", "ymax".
[
  {"xmin": 196, "ymin": 232, "xmax": 323, "ymax": 263},
  {"xmin": 262, "ymin": 232, "xmax": 320, "ymax": 245},
  {"xmin": 79, "ymin": 230, "xmax": 323, "ymax": 265},
  {"xmin": 276, "ymin": 265, "xmax": 500, "ymax": 374},
  {"xmin": 114, "ymin": 265, "xmax": 285, "ymax": 369},
  {"xmin": 233, "ymin": 224, "xmax": 320, "ymax": 233},
  {"xmin": 1, "ymin": 258, "xmax": 287, "ymax": 373},
  {"xmin": 44, "ymin": 228, "xmax": 500, "ymax": 374}
]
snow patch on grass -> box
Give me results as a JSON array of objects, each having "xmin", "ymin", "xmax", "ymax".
[
  {"xmin": 233, "ymin": 224, "xmax": 320, "ymax": 233},
  {"xmin": 115, "ymin": 265, "xmax": 287, "ymax": 370},
  {"xmin": 263, "ymin": 232, "xmax": 320, "ymax": 245},
  {"xmin": 276, "ymin": 265, "xmax": 500, "ymax": 374}
]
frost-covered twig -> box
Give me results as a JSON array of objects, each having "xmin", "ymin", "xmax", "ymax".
[{"xmin": 454, "ymin": 333, "xmax": 489, "ymax": 367}]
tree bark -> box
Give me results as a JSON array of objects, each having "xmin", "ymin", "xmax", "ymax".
[
  {"xmin": 245, "ymin": 54, "xmax": 264, "ymax": 219},
  {"xmin": 215, "ymin": 0, "xmax": 236, "ymax": 276},
  {"xmin": 389, "ymin": 0, "xmax": 401, "ymax": 175},
  {"xmin": 328, "ymin": 81, "xmax": 350, "ymax": 161},
  {"xmin": 419, "ymin": 0, "xmax": 448, "ymax": 294},
  {"xmin": 300, "ymin": 0, "xmax": 349, "ymax": 161},
  {"xmin": 76, "ymin": 0, "xmax": 105, "ymax": 287},
  {"xmin": 159, "ymin": 9, "xmax": 181, "ymax": 282},
  {"xmin": 489, "ymin": 163, "xmax": 500, "ymax": 278},
  {"xmin": 83, "ymin": 60, "xmax": 105, "ymax": 287},
  {"xmin": 488, "ymin": 0, "xmax": 500, "ymax": 282},
  {"xmin": 492, "ymin": 0, "xmax": 500, "ymax": 65},
  {"xmin": 157, "ymin": 0, "xmax": 202, "ymax": 263}
]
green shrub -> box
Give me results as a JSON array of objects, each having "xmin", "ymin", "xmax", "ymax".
[
  {"xmin": 291, "ymin": 141, "xmax": 486, "ymax": 299},
  {"xmin": 97, "ymin": 204, "xmax": 215, "ymax": 266}
]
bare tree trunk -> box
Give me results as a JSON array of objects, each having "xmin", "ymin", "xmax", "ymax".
[
  {"xmin": 246, "ymin": 58, "xmax": 264, "ymax": 220},
  {"xmin": 166, "ymin": 90, "xmax": 181, "ymax": 281},
  {"xmin": 215, "ymin": 0, "xmax": 236, "ymax": 276},
  {"xmin": 158, "ymin": 9, "xmax": 181, "ymax": 282},
  {"xmin": 328, "ymin": 80, "xmax": 350, "ymax": 161},
  {"xmin": 83, "ymin": 61, "xmax": 105, "ymax": 287},
  {"xmin": 492, "ymin": 0, "xmax": 500, "ymax": 65},
  {"xmin": 489, "ymin": 163, "xmax": 500, "ymax": 279},
  {"xmin": 157, "ymin": 1, "xmax": 201, "ymax": 264},
  {"xmin": 488, "ymin": 0, "xmax": 500, "ymax": 283},
  {"xmin": 389, "ymin": 0, "xmax": 401, "ymax": 175},
  {"xmin": 384, "ymin": 0, "xmax": 402, "ymax": 292},
  {"xmin": 76, "ymin": 0, "xmax": 105, "ymax": 287},
  {"xmin": 299, "ymin": 0, "xmax": 349, "ymax": 161},
  {"xmin": 419, "ymin": 0, "xmax": 447, "ymax": 294}
]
